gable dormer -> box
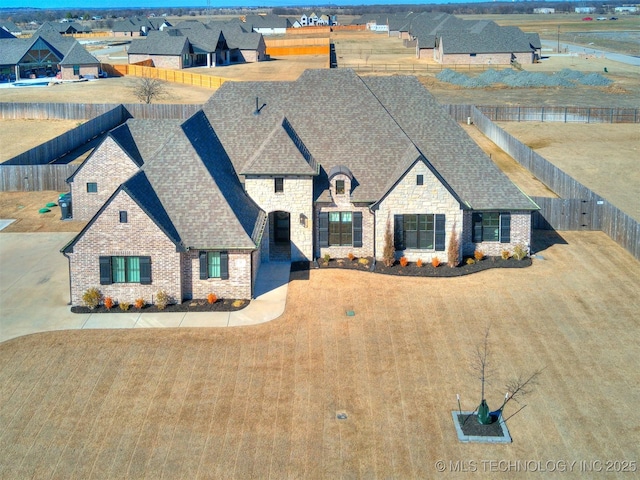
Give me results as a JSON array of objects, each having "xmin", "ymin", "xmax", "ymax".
[{"xmin": 328, "ymin": 165, "xmax": 354, "ymax": 200}]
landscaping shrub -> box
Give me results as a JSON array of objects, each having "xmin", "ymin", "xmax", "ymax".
[
  {"xmin": 348, "ymin": 252, "xmax": 355, "ymax": 261},
  {"xmin": 82, "ymin": 287, "xmax": 102, "ymax": 310},
  {"xmin": 448, "ymin": 223, "xmax": 460, "ymax": 267},
  {"xmin": 232, "ymin": 299, "xmax": 245, "ymax": 308},
  {"xmin": 358, "ymin": 257, "xmax": 369, "ymax": 266},
  {"xmin": 207, "ymin": 293, "xmax": 217, "ymax": 304},
  {"xmin": 513, "ymin": 244, "xmax": 528, "ymax": 260},
  {"xmin": 156, "ymin": 290, "xmax": 170, "ymax": 310},
  {"xmin": 466, "ymin": 258, "xmax": 476, "ymax": 265},
  {"xmin": 119, "ymin": 302, "xmax": 130, "ymax": 311},
  {"xmin": 323, "ymin": 253, "xmax": 330, "ymax": 265},
  {"xmin": 416, "ymin": 258, "xmax": 423, "ymax": 268},
  {"xmin": 135, "ymin": 298, "xmax": 145, "ymax": 309},
  {"xmin": 104, "ymin": 296, "xmax": 114, "ymax": 310},
  {"xmin": 432, "ymin": 257, "xmax": 440, "ymax": 268},
  {"xmin": 474, "ymin": 249, "xmax": 484, "ymax": 262},
  {"xmin": 399, "ymin": 256, "xmax": 408, "ymax": 267},
  {"xmin": 501, "ymin": 249, "xmax": 511, "ymax": 260},
  {"xmin": 383, "ymin": 218, "xmax": 395, "ymax": 267}
]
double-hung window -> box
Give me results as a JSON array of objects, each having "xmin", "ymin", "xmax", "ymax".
[
  {"xmin": 394, "ymin": 214, "xmax": 446, "ymax": 251},
  {"xmin": 199, "ymin": 251, "xmax": 229, "ymax": 279},
  {"xmin": 472, "ymin": 212, "xmax": 511, "ymax": 243},
  {"xmin": 100, "ymin": 256, "xmax": 151, "ymax": 284},
  {"xmin": 319, "ymin": 211, "xmax": 363, "ymax": 248}
]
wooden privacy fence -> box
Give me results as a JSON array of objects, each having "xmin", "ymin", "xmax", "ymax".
[
  {"xmin": 286, "ymin": 26, "xmax": 331, "ymax": 35},
  {"xmin": 476, "ymin": 105, "xmax": 639, "ymax": 124},
  {"xmin": 266, "ymin": 45, "xmax": 330, "ymax": 56},
  {"xmin": 2, "ymin": 105, "xmax": 129, "ymax": 166},
  {"xmin": 101, "ymin": 63, "xmax": 229, "ymax": 89},
  {"xmin": 0, "ymin": 103, "xmax": 202, "ymax": 191},
  {"xmin": 265, "ymin": 38, "xmax": 329, "ymax": 47},
  {"xmin": 341, "ymin": 63, "xmax": 511, "ymax": 73},
  {"xmin": 0, "ymin": 102, "xmax": 201, "ymax": 121},
  {"xmin": 471, "ymin": 107, "xmax": 639, "ymax": 260},
  {"xmin": 0, "ymin": 165, "xmax": 78, "ymax": 192}
]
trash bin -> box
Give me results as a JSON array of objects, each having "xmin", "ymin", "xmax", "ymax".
[{"xmin": 60, "ymin": 192, "xmax": 72, "ymax": 220}]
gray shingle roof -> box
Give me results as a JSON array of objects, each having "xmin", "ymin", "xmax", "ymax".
[
  {"xmin": 0, "ymin": 33, "xmax": 97, "ymax": 67},
  {"xmin": 59, "ymin": 41, "xmax": 100, "ymax": 65},
  {"xmin": 241, "ymin": 116, "xmax": 318, "ymax": 175},
  {"xmin": 362, "ymin": 75, "xmax": 538, "ymax": 210},
  {"xmin": 128, "ymin": 32, "xmax": 189, "ymax": 56},
  {"xmin": 141, "ymin": 110, "xmax": 265, "ymax": 250},
  {"xmin": 203, "ymin": 69, "xmax": 536, "ymax": 210}
]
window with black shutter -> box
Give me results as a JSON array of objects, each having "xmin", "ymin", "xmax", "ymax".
[
  {"xmin": 199, "ymin": 251, "xmax": 228, "ymax": 279},
  {"xmin": 119, "ymin": 211, "xmax": 128, "ymax": 223}
]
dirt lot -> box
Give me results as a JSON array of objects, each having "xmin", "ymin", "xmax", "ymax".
[
  {"xmin": 496, "ymin": 122, "xmax": 640, "ymax": 221},
  {"xmin": 1, "ymin": 230, "xmax": 639, "ymax": 478},
  {"xmin": 0, "ymin": 191, "xmax": 86, "ymax": 232}
]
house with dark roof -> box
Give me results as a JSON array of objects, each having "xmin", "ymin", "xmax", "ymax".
[
  {"xmin": 38, "ymin": 21, "xmax": 92, "ymax": 35},
  {"xmin": 0, "ymin": 31, "xmax": 99, "ymax": 81},
  {"xmin": 354, "ymin": 12, "xmax": 540, "ymax": 65},
  {"xmin": 112, "ymin": 16, "xmax": 171, "ymax": 37},
  {"xmin": 243, "ymin": 14, "xmax": 291, "ymax": 35},
  {"xmin": 127, "ymin": 20, "xmax": 266, "ymax": 69},
  {"xmin": 62, "ymin": 69, "xmax": 538, "ymax": 306},
  {"xmin": 0, "ymin": 21, "xmax": 21, "ymax": 36}
]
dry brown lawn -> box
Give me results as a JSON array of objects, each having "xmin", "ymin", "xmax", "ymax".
[
  {"xmin": 496, "ymin": 123, "xmax": 640, "ymax": 221},
  {"xmin": 0, "ymin": 191, "xmax": 86, "ymax": 232},
  {"xmin": 1, "ymin": 230, "xmax": 639, "ymax": 478}
]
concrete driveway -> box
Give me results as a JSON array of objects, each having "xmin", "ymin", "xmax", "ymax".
[{"xmin": 0, "ymin": 233, "xmax": 289, "ymax": 343}]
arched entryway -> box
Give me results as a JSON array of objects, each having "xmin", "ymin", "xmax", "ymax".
[{"xmin": 269, "ymin": 211, "xmax": 290, "ymax": 261}]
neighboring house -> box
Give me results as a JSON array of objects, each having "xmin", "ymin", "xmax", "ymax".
[
  {"xmin": 63, "ymin": 69, "xmax": 538, "ymax": 307},
  {"xmin": 0, "ymin": 31, "xmax": 99, "ymax": 81},
  {"xmin": 244, "ymin": 14, "xmax": 291, "ymax": 35},
  {"xmin": 575, "ymin": 7, "xmax": 597, "ymax": 14},
  {"xmin": 38, "ymin": 21, "xmax": 91, "ymax": 35},
  {"xmin": 128, "ymin": 20, "xmax": 266, "ymax": 68},
  {"xmin": 355, "ymin": 12, "xmax": 540, "ymax": 64},
  {"xmin": 112, "ymin": 16, "xmax": 171, "ymax": 37},
  {"xmin": 533, "ymin": 8, "xmax": 555, "ymax": 14},
  {"xmin": 0, "ymin": 21, "xmax": 21, "ymax": 36},
  {"xmin": 614, "ymin": 6, "xmax": 637, "ymax": 13}
]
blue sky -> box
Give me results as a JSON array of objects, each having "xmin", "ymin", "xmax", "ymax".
[{"xmin": 2, "ymin": 0, "xmax": 472, "ymax": 9}]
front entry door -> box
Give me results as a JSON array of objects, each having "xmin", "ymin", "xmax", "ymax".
[{"xmin": 274, "ymin": 211, "xmax": 290, "ymax": 243}]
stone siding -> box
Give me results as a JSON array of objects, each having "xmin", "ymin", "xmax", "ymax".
[
  {"xmin": 317, "ymin": 172, "xmax": 374, "ymax": 259},
  {"xmin": 70, "ymin": 136, "xmax": 139, "ymax": 221},
  {"xmin": 245, "ymin": 176, "xmax": 314, "ymax": 261},
  {"xmin": 461, "ymin": 210, "xmax": 532, "ymax": 257},
  {"xmin": 181, "ymin": 250, "xmax": 253, "ymax": 300},
  {"xmin": 375, "ymin": 161, "xmax": 462, "ymax": 263},
  {"xmin": 67, "ymin": 190, "xmax": 181, "ymax": 306}
]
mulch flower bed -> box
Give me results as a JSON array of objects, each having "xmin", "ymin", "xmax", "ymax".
[
  {"xmin": 299, "ymin": 255, "xmax": 531, "ymax": 277},
  {"xmin": 71, "ymin": 298, "xmax": 248, "ymax": 314},
  {"xmin": 457, "ymin": 413, "xmax": 505, "ymax": 437},
  {"xmin": 375, "ymin": 256, "xmax": 531, "ymax": 277}
]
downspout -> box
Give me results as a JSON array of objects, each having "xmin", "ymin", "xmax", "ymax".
[
  {"xmin": 62, "ymin": 251, "xmax": 72, "ymax": 306},
  {"xmin": 369, "ymin": 205, "xmax": 377, "ymax": 271}
]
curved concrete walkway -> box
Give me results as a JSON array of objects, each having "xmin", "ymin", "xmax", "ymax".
[{"xmin": 0, "ymin": 232, "xmax": 290, "ymax": 343}]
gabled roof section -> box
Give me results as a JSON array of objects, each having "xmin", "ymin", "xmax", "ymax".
[
  {"xmin": 241, "ymin": 116, "xmax": 318, "ymax": 176},
  {"xmin": 61, "ymin": 170, "xmax": 182, "ymax": 254},
  {"xmin": 142, "ymin": 110, "xmax": 264, "ymax": 250},
  {"xmin": 362, "ymin": 75, "xmax": 538, "ymax": 211},
  {"xmin": 59, "ymin": 41, "xmax": 99, "ymax": 65},
  {"xmin": 128, "ymin": 32, "xmax": 190, "ymax": 56}
]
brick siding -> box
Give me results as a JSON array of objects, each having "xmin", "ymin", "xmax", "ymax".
[
  {"xmin": 67, "ymin": 190, "xmax": 181, "ymax": 306},
  {"xmin": 181, "ymin": 250, "xmax": 253, "ymax": 300},
  {"xmin": 70, "ymin": 136, "xmax": 139, "ymax": 221}
]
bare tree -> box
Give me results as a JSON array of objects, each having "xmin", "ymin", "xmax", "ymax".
[
  {"xmin": 468, "ymin": 326, "xmax": 543, "ymax": 425},
  {"xmin": 131, "ymin": 77, "xmax": 168, "ymax": 104}
]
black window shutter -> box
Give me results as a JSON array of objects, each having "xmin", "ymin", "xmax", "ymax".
[
  {"xmin": 394, "ymin": 215, "xmax": 404, "ymax": 250},
  {"xmin": 352, "ymin": 211, "xmax": 363, "ymax": 248},
  {"xmin": 220, "ymin": 252, "xmax": 229, "ymax": 280},
  {"xmin": 119, "ymin": 211, "xmax": 127, "ymax": 223},
  {"xmin": 500, "ymin": 212, "xmax": 511, "ymax": 243},
  {"xmin": 318, "ymin": 212, "xmax": 329, "ymax": 248},
  {"xmin": 99, "ymin": 256, "xmax": 112, "ymax": 285},
  {"xmin": 435, "ymin": 214, "xmax": 446, "ymax": 251},
  {"xmin": 199, "ymin": 251, "xmax": 207, "ymax": 280},
  {"xmin": 139, "ymin": 256, "xmax": 151, "ymax": 284},
  {"xmin": 472, "ymin": 213, "xmax": 483, "ymax": 243}
]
